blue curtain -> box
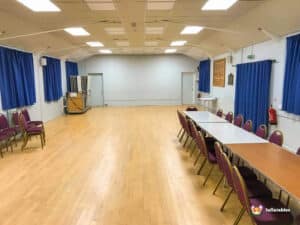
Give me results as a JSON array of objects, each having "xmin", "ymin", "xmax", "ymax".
[
  {"xmin": 43, "ymin": 56, "xmax": 62, "ymax": 102},
  {"xmin": 0, "ymin": 46, "xmax": 36, "ymax": 110},
  {"xmin": 282, "ymin": 34, "xmax": 300, "ymax": 114},
  {"xmin": 65, "ymin": 61, "xmax": 78, "ymax": 92},
  {"xmin": 198, "ymin": 59, "xmax": 210, "ymax": 93},
  {"xmin": 234, "ymin": 60, "xmax": 272, "ymax": 131}
]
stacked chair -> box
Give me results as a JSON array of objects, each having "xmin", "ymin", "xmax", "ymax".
[{"xmin": 18, "ymin": 111, "xmax": 45, "ymax": 150}]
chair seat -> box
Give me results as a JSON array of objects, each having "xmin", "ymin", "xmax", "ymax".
[
  {"xmin": 1, "ymin": 128, "xmax": 16, "ymax": 136},
  {"xmin": 249, "ymin": 198, "xmax": 293, "ymax": 225},
  {"xmin": 28, "ymin": 121, "xmax": 43, "ymax": 126},
  {"xmin": 246, "ymin": 180, "xmax": 273, "ymax": 198},
  {"xmin": 238, "ymin": 166, "xmax": 257, "ymax": 179},
  {"xmin": 26, "ymin": 126, "xmax": 43, "ymax": 134}
]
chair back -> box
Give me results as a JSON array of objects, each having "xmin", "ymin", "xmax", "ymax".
[
  {"xmin": 186, "ymin": 106, "xmax": 198, "ymax": 111},
  {"xmin": 189, "ymin": 120, "xmax": 202, "ymax": 151},
  {"xmin": 243, "ymin": 120, "xmax": 253, "ymax": 132},
  {"xmin": 256, "ymin": 124, "xmax": 267, "ymax": 139},
  {"xmin": 269, "ymin": 130, "xmax": 283, "ymax": 147},
  {"xmin": 12, "ymin": 112, "xmax": 19, "ymax": 126},
  {"xmin": 18, "ymin": 113, "xmax": 28, "ymax": 132},
  {"xmin": 233, "ymin": 114, "xmax": 244, "ymax": 127},
  {"xmin": 225, "ymin": 112, "xmax": 233, "ymax": 123},
  {"xmin": 177, "ymin": 110, "xmax": 184, "ymax": 128},
  {"xmin": 21, "ymin": 109, "xmax": 30, "ymax": 122},
  {"xmin": 216, "ymin": 109, "xmax": 223, "ymax": 117},
  {"xmin": 232, "ymin": 166, "xmax": 251, "ymax": 215},
  {"xmin": 179, "ymin": 111, "xmax": 191, "ymax": 136},
  {"xmin": 297, "ymin": 148, "xmax": 300, "ymax": 155},
  {"xmin": 0, "ymin": 114, "xmax": 9, "ymax": 130},
  {"xmin": 197, "ymin": 131, "xmax": 210, "ymax": 158},
  {"xmin": 220, "ymin": 152, "xmax": 234, "ymax": 187},
  {"xmin": 214, "ymin": 142, "xmax": 224, "ymax": 172}
]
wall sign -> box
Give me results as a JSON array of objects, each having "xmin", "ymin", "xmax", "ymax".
[{"xmin": 213, "ymin": 58, "xmax": 226, "ymax": 87}]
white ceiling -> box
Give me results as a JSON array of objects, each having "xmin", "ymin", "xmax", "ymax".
[{"xmin": 0, "ymin": 0, "xmax": 300, "ymax": 61}]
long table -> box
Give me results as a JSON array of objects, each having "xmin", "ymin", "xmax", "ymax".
[
  {"xmin": 184, "ymin": 111, "xmax": 227, "ymax": 123},
  {"xmin": 227, "ymin": 143, "xmax": 300, "ymax": 200},
  {"xmin": 185, "ymin": 111, "xmax": 300, "ymax": 202},
  {"xmin": 198, "ymin": 122, "xmax": 268, "ymax": 144}
]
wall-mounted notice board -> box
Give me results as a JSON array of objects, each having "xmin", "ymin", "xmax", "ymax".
[{"xmin": 213, "ymin": 58, "xmax": 226, "ymax": 87}]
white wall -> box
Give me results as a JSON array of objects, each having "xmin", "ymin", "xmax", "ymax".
[
  {"xmin": 206, "ymin": 36, "xmax": 300, "ymax": 152},
  {"xmin": 78, "ymin": 54, "xmax": 198, "ymax": 106},
  {"xmin": 0, "ymin": 50, "xmax": 66, "ymax": 123}
]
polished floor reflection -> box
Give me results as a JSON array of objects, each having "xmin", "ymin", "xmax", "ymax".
[{"xmin": 0, "ymin": 106, "xmax": 252, "ymax": 225}]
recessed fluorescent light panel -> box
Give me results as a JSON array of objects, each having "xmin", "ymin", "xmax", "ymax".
[
  {"xmin": 64, "ymin": 27, "xmax": 90, "ymax": 36},
  {"xmin": 99, "ymin": 49, "xmax": 112, "ymax": 54},
  {"xmin": 147, "ymin": 0, "xmax": 175, "ymax": 10},
  {"xmin": 202, "ymin": 0, "xmax": 238, "ymax": 10},
  {"xmin": 105, "ymin": 27, "xmax": 125, "ymax": 35},
  {"xmin": 165, "ymin": 49, "xmax": 177, "ymax": 53},
  {"xmin": 181, "ymin": 26, "xmax": 204, "ymax": 35},
  {"xmin": 84, "ymin": 0, "xmax": 115, "ymax": 10},
  {"xmin": 170, "ymin": 40, "xmax": 187, "ymax": 46},
  {"xmin": 86, "ymin": 42, "xmax": 104, "ymax": 47},
  {"xmin": 145, "ymin": 27, "xmax": 164, "ymax": 35},
  {"xmin": 16, "ymin": 0, "xmax": 61, "ymax": 12},
  {"xmin": 144, "ymin": 41, "xmax": 159, "ymax": 47},
  {"xmin": 116, "ymin": 41, "xmax": 130, "ymax": 47}
]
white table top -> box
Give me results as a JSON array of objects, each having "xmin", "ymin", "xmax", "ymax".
[
  {"xmin": 198, "ymin": 122, "xmax": 268, "ymax": 144},
  {"xmin": 184, "ymin": 111, "xmax": 227, "ymax": 123},
  {"xmin": 197, "ymin": 97, "xmax": 217, "ymax": 101}
]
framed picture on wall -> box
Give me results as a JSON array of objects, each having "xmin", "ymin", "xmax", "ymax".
[{"xmin": 213, "ymin": 58, "xmax": 226, "ymax": 87}]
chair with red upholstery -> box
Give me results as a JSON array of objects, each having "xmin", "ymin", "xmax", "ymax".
[
  {"xmin": 178, "ymin": 111, "xmax": 193, "ymax": 147},
  {"xmin": 225, "ymin": 112, "xmax": 233, "ymax": 123},
  {"xmin": 18, "ymin": 113, "xmax": 45, "ymax": 150},
  {"xmin": 219, "ymin": 151, "xmax": 272, "ymax": 212},
  {"xmin": 21, "ymin": 109, "xmax": 44, "ymax": 128},
  {"xmin": 231, "ymin": 166, "xmax": 293, "ymax": 225},
  {"xmin": 216, "ymin": 109, "xmax": 223, "ymax": 117},
  {"xmin": 256, "ymin": 124, "xmax": 268, "ymax": 139},
  {"xmin": 242, "ymin": 120, "xmax": 253, "ymax": 132},
  {"xmin": 233, "ymin": 114, "xmax": 244, "ymax": 127},
  {"xmin": 176, "ymin": 111, "xmax": 184, "ymax": 138},
  {"xmin": 0, "ymin": 131, "xmax": 13, "ymax": 157},
  {"xmin": 196, "ymin": 130, "xmax": 219, "ymax": 186},
  {"xmin": 0, "ymin": 114, "xmax": 19, "ymax": 150},
  {"xmin": 269, "ymin": 130, "xmax": 284, "ymax": 147}
]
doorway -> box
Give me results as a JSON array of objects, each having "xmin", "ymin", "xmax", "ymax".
[
  {"xmin": 87, "ymin": 73, "xmax": 104, "ymax": 107},
  {"xmin": 181, "ymin": 72, "xmax": 195, "ymax": 105}
]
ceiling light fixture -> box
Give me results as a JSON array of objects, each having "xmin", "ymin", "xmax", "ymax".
[
  {"xmin": 16, "ymin": 0, "xmax": 61, "ymax": 12},
  {"xmin": 170, "ymin": 40, "xmax": 187, "ymax": 46},
  {"xmin": 64, "ymin": 27, "xmax": 90, "ymax": 36},
  {"xmin": 86, "ymin": 41, "xmax": 104, "ymax": 47},
  {"xmin": 181, "ymin": 26, "xmax": 204, "ymax": 35},
  {"xmin": 202, "ymin": 0, "xmax": 238, "ymax": 10},
  {"xmin": 165, "ymin": 49, "xmax": 177, "ymax": 53},
  {"xmin": 99, "ymin": 49, "xmax": 112, "ymax": 54}
]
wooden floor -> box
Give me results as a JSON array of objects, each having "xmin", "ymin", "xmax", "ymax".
[{"xmin": 0, "ymin": 106, "xmax": 253, "ymax": 225}]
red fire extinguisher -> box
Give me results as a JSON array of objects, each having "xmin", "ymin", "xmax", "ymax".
[{"xmin": 268, "ymin": 105, "xmax": 278, "ymax": 125}]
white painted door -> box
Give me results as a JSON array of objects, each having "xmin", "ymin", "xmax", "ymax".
[
  {"xmin": 182, "ymin": 72, "xmax": 195, "ymax": 105},
  {"xmin": 87, "ymin": 74, "xmax": 104, "ymax": 107}
]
